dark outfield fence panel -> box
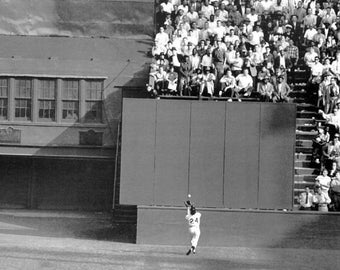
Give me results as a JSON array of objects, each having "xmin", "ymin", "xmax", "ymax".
[
  {"xmin": 120, "ymin": 99, "xmax": 296, "ymax": 210},
  {"xmin": 258, "ymin": 104, "xmax": 296, "ymax": 209},
  {"xmin": 137, "ymin": 206, "xmax": 340, "ymax": 248},
  {"xmin": 120, "ymin": 99, "xmax": 156, "ymax": 205},
  {"xmin": 224, "ymin": 103, "xmax": 260, "ymax": 208},
  {"xmin": 189, "ymin": 102, "xmax": 225, "ymax": 207},
  {"xmin": 154, "ymin": 101, "xmax": 191, "ymax": 205}
]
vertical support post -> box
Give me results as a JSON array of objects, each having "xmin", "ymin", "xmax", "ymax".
[
  {"xmin": 8, "ymin": 78, "xmax": 15, "ymax": 121},
  {"xmin": 56, "ymin": 78, "xmax": 62, "ymax": 123},
  {"xmin": 112, "ymin": 121, "xmax": 121, "ymax": 210}
]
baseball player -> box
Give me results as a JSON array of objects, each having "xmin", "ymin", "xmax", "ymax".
[{"xmin": 185, "ymin": 200, "xmax": 201, "ymax": 255}]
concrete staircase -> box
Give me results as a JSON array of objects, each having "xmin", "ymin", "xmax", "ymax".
[{"xmin": 291, "ymin": 67, "xmax": 321, "ymax": 209}]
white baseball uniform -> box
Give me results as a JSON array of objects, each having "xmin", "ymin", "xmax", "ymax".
[{"xmin": 185, "ymin": 211, "xmax": 201, "ymax": 248}]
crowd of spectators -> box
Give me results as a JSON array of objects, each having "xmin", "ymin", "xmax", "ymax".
[
  {"xmin": 148, "ymin": 0, "xmax": 340, "ymax": 211},
  {"xmin": 147, "ymin": 0, "xmax": 340, "ymax": 102}
]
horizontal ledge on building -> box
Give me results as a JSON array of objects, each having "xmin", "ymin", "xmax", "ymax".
[
  {"xmin": 0, "ymin": 122, "xmax": 108, "ymax": 128},
  {"xmin": 0, "ymin": 73, "xmax": 108, "ymax": 79},
  {"xmin": 0, "ymin": 145, "xmax": 115, "ymax": 159},
  {"xmin": 137, "ymin": 205, "xmax": 340, "ymax": 215}
]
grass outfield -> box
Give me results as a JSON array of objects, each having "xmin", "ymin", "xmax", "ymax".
[{"xmin": 0, "ymin": 235, "xmax": 338, "ymax": 270}]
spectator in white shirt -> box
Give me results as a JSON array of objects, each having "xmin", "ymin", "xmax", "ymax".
[
  {"xmin": 304, "ymin": 25, "xmax": 318, "ymax": 45},
  {"xmin": 155, "ymin": 27, "xmax": 169, "ymax": 48},
  {"xmin": 235, "ymin": 68, "xmax": 254, "ymax": 97},
  {"xmin": 161, "ymin": 0, "xmax": 174, "ymax": 14}
]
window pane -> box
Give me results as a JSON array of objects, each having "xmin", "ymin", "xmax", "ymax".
[
  {"xmin": 15, "ymin": 99, "xmax": 31, "ymax": 119},
  {"xmin": 0, "ymin": 78, "xmax": 8, "ymax": 97},
  {"xmin": 86, "ymin": 80, "xmax": 103, "ymax": 100},
  {"xmin": 16, "ymin": 79, "xmax": 32, "ymax": 98},
  {"xmin": 0, "ymin": 98, "xmax": 7, "ymax": 119},
  {"xmin": 39, "ymin": 79, "xmax": 56, "ymax": 99},
  {"xmin": 63, "ymin": 80, "xmax": 79, "ymax": 100},
  {"xmin": 39, "ymin": 100, "xmax": 55, "ymax": 120},
  {"xmin": 62, "ymin": 101, "xmax": 79, "ymax": 120},
  {"xmin": 85, "ymin": 101, "xmax": 102, "ymax": 122}
]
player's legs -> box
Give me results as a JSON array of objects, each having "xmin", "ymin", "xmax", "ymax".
[
  {"xmin": 191, "ymin": 228, "xmax": 200, "ymax": 249},
  {"xmin": 186, "ymin": 227, "xmax": 200, "ymax": 255}
]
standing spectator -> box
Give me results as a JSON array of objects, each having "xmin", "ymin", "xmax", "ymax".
[
  {"xmin": 304, "ymin": 24, "xmax": 318, "ymax": 46},
  {"xmin": 329, "ymin": 77, "xmax": 340, "ymax": 113},
  {"xmin": 331, "ymin": 52, "xmax": 340, "ymax": 81},
  {"xmin": 212, "ymin": 38, "xmax": 227, "ymax": 94},
  {"xmin": 317, "ymin": 72, "xmax": 332, "ymax": 113},
  {"xmin": 201, "ymin": 49, "xmax": 213, "ymax": 70},
  {"xmin": 179, "ymin": 55, "xmax": 193, "ymax": 95},
  {"xmin": 274, "ymin": 46, "xmax": 292, "ymax": 72},
  {"xmin": 315, "ymin": 169, "xmax": 332, "ymax": 199},
  {"xmin": 330, "ymin": 171, "xmax": 340, "ymax": 211}
]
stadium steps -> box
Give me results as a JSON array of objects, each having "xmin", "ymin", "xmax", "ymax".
[{"xmin": 291, "ymin": 65, "xmax": 320, "ymax": 209}]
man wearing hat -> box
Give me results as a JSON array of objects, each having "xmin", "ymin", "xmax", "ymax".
[
  {"xmin": 257, "ymin": 75, "xmax": 275, "ymax": 102},
  {"xmin": 212, "ymin": 38, "xmax": 227, "ymax": 94},
  {"xmin": 196, "ymin": 11, "xmax": 208, "ymax": 29},
  {"xmin": 273, "ymin": 74, "xmax": 291, "ymax": 103}
]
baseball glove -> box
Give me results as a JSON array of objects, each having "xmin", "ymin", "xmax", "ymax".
[{"xmin": 184, "ymin": 200, "xmax": 192, "ymax": 207}]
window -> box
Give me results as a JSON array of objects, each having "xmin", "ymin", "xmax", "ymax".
[
  {"xmin": 15, "ymin": 78, "xmax": 32, "ymax": 120},
  {"xmin": 0, "ymin": 78, "xmax": 8, "ymax": 120},
  {"xmin": 62, "ymin": 80, "xmax": 79, "ymax": 121},
  {"xmin": 85, "ymin": 80, "xmax": 103, "ymax": 122},
  {"xmin": 38, "ymin": 79, "xmax": 56, "ymax": 121}
]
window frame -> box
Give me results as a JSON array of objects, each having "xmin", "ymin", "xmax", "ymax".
[
  {"xmin": 14, "ymin": 78, "xmax": 32, "ymax": 121},
  {"xmin": 38, "ymin": 78, "xmax": 57, "ymax": 122},
  {"xmin": 84, "ymin": 80, "xmax": 103, "ymax": 123}
]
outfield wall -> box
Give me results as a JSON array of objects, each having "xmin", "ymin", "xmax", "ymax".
[
  {"xmin": 120, "ymin": 99, "xmax": 296, "ymax": 210},
  {"xmin": 137, "ymin": 206, "xmax": 340, "ymax": 249}
]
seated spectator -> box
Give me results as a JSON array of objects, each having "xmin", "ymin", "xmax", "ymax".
[
  {"xmin": 199, "ymin": 67, "xmax": 216, "ymax": 98},
  {"xmin": 330, "ymin": 171, "xmax": 340, "ymax": 211},
  {"xmin": 298, "ymin": 187, "xmax": 314, "ymax": 210},
  {"xmin": 152, "ymin": 66, "xmax": 168, "ymax": 95},
  {"xmin": 257, "ymin": 75, "xmax": 275, "ymax": 102},
  {"xmin": 235, "ymin": 68, "xmax": 254, "ymax": 97},
  {"xmin": 319, "ymin": 110, "xmax": 340, "ymax": 138},
  {"xmin": 313, "ymin": 186, "xmax": 331, "ymax": 212},
  {"xmin": 166, "ymin": 66, "xmax": 179, "ymax": 95},
  {"xmin": 322, "ymin": 133, "xmax": 340, "ymax": 169},
  {"xmin": 312, "ymin": 127, "xmax": 330, "ymax": 165},
  {"xmin": 273, "ymin": 75, "xmax": 291, "ymax": 102},
  {"xmin": 219, "ymin": 69, "xmax": 237, "ymax": 99}
]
